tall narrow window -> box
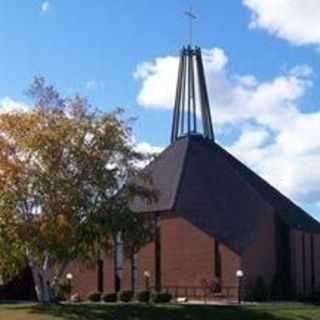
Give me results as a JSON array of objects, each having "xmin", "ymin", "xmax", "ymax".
[
  {"xmin": 214, "ymin": 239, "xmax": 222, "ymax": 291},
  {"xmin": 275, "ymin": 216, "xmax": 291, "ymax": 297},
  {"xmin": 311, "ymin": 234, "xmax": 315, "ymax": 295},
  {"xmin": 131, "ymin": 254, "xmax": 138, "ymax": 292},
  {"xmin": 96, "ymin": 242, "xmax": 104, "ymax": 292},
  {"xmin": 302, "ymin": 233, "xmax": 306, "ymax": 296},
  {"xmin": 154, "ymin": 213, "xmax": 161, "ymax": 292},
  {"xmin": 114, "ymin": 232, "xmax": 123, "ymax": 292}
]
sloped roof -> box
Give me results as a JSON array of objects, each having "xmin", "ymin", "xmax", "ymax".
[
  {"xmin": 130, "ymin": 135, "xmax": 320, "ymax": 253},
  {"xmin": 131, "ymin": 136, "xmax": 188, "ymax": 213}
]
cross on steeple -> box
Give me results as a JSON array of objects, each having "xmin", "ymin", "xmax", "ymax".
[
  {"xmin": 185, "ymin": 8, "xmax": 197, "ymax": 46},
  {"xmin": 171, "ymin": 8, "xmax": 214, "ymax": 143}
]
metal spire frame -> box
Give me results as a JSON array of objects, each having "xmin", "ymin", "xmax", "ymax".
[{"xmin": 171, "ymin": 46, "xmax": 214, "ymax": 143}]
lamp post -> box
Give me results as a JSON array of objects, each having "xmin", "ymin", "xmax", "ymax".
[
  {"xmin": 144, "ymin": 270, "xmax": 151, "ymax": 291},
  {"xmin": 66, "ymin": 273, "xmax": 73, "ymax": 302},
  {"xmin": 236, "ymin": 270, "xmax": 244, "ymax": 304}
]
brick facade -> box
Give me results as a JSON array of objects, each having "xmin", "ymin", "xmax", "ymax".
[
  {"xmin": 241, "ymin": 209, "xmax": 276, "ymax": 292},
  {"xmin": 64, "ymin": 212, "xmax": 320, "ymax": 300},
  {"xmin": 66, "ymin": 213, "xmax": 241, "ymax": 299},
  {"xmin": 63, "ymin": 254, "xmax": 114, "ymax": 298},
  {"xmin": 290, "ymin": 230, "xmax": 320, "ymax": 296}
]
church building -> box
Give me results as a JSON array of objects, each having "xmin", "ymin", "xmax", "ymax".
[{"xmin": 65, "ymin": 46, "xmax": 320, "ymax": 300}]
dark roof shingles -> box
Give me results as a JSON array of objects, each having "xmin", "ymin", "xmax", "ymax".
[
  {"xmin": 130, "ymin": 135, "xmax": 320, "ymax": 252},
  {"xmin": 130, "ymin": 137, "xmax": 188, "ymax": 213}
]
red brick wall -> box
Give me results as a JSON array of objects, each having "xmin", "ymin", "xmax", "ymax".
[
  {"xmin": 65, "ymin": 255, "xmax": 139, "ymax": 298},
  {"xmin": 292, "ymin": 230, "xmax": 320, "ymax": 295},
  {"xmin": 291, "ymin": 230, "xmax": 320, "ymax": 296},
  {"xmin": 291, "ymin": 230, "xmax": 303, "ymax": 295},
  {"xmin": 305, "ymin": 233, "xmax": 312, "ymax": 294},
  {"xmin": 137, "ymin": 213, "xmax": 240, "ymax": 296},
  {"xmin": 136, "ymin": 241, "xmax": 155, "ymax": 291},
  {"xmin": 221, "ymin": 245, "xmax": 240, "ymax": 287},
  {"xmin": 61, "ymin": 211, "xmax": 320, "ymax": 300},
  {"xmin": 314, "ymin": 234, "xmax": 320, "ymax": 292},
  {"xmin": 160, "ymin": 214, "xmax": 215, "ymax": 288},
  {"xmin": 290, "ymin": 229, "xmax": 298, "ymax": 294},
  {"xmin": 121, "ymin": 259, "xmax": 132, "ymax": 291},
  {"xmin": 64, "ymin": 254, "xmax": 114, "ymax": 299},
  {"xmin": 241, "ymin": 210, "xmax": 276, "ymax": 292},
  {"xmin": 65, "ymin": 213, "xmax": 241, "ymax": 298}
]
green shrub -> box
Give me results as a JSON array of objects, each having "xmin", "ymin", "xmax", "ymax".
[
  {"xmin": 102, "ymin": 292, "xmax": 118, "ymax": 303},
  {"xmin": 251, "ymin": 276, "xmax": 268, "ymax": 301},
  {"xmin": 119, "ymin": 290, "xmax": 134, "ymax": 302},
  {"xmin": 270, "ymin": 273, "xmax": 292, "ymax": 300},
  {"xmin": 87, "ymin": 291, "xmax": 101, "ymax": 302},
  {"xmin": 137, "ymin": 290, "xmax": 150, "ymax": 303},
  {"xmin": 270, "ymin": 274, "xmax": 285, "ymax": 300},
  {"xmin": 153, "ymin": 292, "xmax": 172, "ymax": 303},
  {"xmin": 56, "ymin": 280, "xmax": 71, "ymax": 301}
]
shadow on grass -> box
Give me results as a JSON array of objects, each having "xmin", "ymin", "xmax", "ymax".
[{"xmin": 5, "ymin": 302, "xmax": 320, "ymax": 320}]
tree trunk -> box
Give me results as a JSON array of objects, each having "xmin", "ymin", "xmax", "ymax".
[
  {"xmin": 29, "ymin": 265, "xmax": 51, "ymax": 303},
  {"xmin": 27, "ymin": 251, "xmax": 55, "ymax": 303}
]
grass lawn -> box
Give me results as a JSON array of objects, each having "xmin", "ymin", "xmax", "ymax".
[{"xmin": 0, "ymin": 302, "xmax": 319, "ymax": 320}]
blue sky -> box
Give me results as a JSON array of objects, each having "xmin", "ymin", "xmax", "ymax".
[{"xmin": 1, "ymin": 1, "xmax": 320, "ymax": 219}]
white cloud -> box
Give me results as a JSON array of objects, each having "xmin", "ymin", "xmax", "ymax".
[
  {"xmin": 134, "ymin": 48, "xmax": 320, "ymax": 209},
  {"xmin": 134, "ymin": 48, "xmax": 312, "ymax": 130},
  {"xmin": 227, "ymin": 115, "xmax": 320, "ymax": 204},
  {"xmin": 243, "ymin": 0, "xmax": 320, "ymax": 46},
  {"xmin": 0, "ymin": 97, "xmax": 29, "ymax": 113},
  {"xmin": 134, "ymin": 48, "xmax": 228, "ymax": 110},
  {"xmin": 135, "ymin": 142, "xmax": 164, "ymax": 155},
  {"xmin": 41, "ymin": 1, "xmax": 50, "ymax": 14},
  {"xmin": 134, "ymin": 55, "xmax": 178, "ymax": 109},
  {"xmin": 134, "ymin": 142, "xmax": 164, "ymax": 169}
]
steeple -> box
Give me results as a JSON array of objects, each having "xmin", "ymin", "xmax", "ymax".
[{"xmin": 171, "ymin": 46, "xmax": 214, "ymax": 143}]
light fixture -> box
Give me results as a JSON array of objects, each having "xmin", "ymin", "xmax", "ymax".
[
  {"xmin": 144, "ymin": 270, "xmax": 151, "ymax": 278},
  {"xmin": 236, "ymin": 270, "xmax": 244, "ymax": 304},
  {"xmin": 236, "ymin": 270, "xmax": 244, "ymax": 278},
  {"xmin": 66, "ymin": 273, "xmax": 73, "ymax": 280}
]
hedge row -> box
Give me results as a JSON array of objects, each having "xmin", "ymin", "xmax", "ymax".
[{"xmin": 87, "ymin": 290, "xmax": 172, "ymax": 303}]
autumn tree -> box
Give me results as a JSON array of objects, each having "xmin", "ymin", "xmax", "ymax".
[
  {"xmin": 121, "ymin": 207, "xmax": 154, "ymax": 291},
  {"xmin": 0, "ymin": 202, "xmax": 27, "ymax": 284},
  {"xmin": 0, "ymin": 77, "xmax": 153, "ymax": 302},
  {"xmin": 93, "ymin": 190, "xmax": 155, "ymax": 293}
]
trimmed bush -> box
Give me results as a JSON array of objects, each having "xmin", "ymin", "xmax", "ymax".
[
  {"xmin": 137, "ymin": 290, "xmax": 150, "ymax": 303},
  {"xmin": 251, "ymin": 276, "xmax": 268, "ymax": 302},
  {"xmin": 56, "ymin": 280, "xmax": 72, "ymax": 301},
  {"xmin": 87, "ymin": 291, "xmax": 101, "ymax": 302},
  {"xmin": 153, "ymin": 292, "xmax": 172, "ymax": 303},
  {"xmin": 270, "ymin": 274, "xmax": 284, "ymax": 300},
  {"xmin": 119, "ymin": 290, "xmax": 134, "ymax": 303},
  {"xmin": 270, "ymin": 273, "xmax": 292, "ymax": 300},
  {"xmin": 102, "ymin": 292, "xmax": 118, "ymax": 303}
]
